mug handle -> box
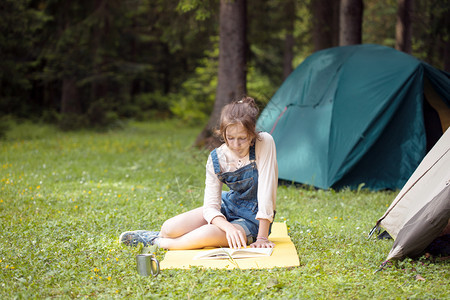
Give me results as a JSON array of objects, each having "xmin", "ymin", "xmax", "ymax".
[{"xmin": 150, "ymin": 257, "xmax": 160, "ymax": 276}]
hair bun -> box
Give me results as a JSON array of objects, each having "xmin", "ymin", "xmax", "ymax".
[{"xmin": 237, "ymin": 96, "xmax": 257, "ymax": 107}]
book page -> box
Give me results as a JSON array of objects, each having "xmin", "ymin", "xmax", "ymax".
[{"xmin": 194, "ymin": 247, "xmax": 273, "ymax": 260}]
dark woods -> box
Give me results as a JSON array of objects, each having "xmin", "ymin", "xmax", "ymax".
[{"xmin": 1, "ymin": 0, "xmax": 449, "ymax": 134}]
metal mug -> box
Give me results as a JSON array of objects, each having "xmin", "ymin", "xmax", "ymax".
[{"xmin": 136, "ymin": 254, "xmax": 160, "ymax": 277}]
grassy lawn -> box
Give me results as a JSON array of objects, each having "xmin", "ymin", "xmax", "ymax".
[{"xmin": 1, "ymin": 121, "xmax": 448, "ymax": 299}]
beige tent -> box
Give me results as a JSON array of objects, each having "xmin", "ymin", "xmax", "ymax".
[{"xmin": 370, "ymin": 127, "xmax": 450, "ymax": 261}]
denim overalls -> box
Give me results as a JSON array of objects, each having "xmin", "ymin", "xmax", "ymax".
[{"xmin": 211, "ymin": 144, "xmax": 272, "ymax": 243}]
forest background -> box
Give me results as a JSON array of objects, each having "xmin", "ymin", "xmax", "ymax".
[{"xmin": 1, "ymin": 0, "xmax": 449, "ymax": 145}]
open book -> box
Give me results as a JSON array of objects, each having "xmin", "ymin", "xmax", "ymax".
[{"xmin": 193, "ymin": 247, "xmax": 273, "ymax": 260}]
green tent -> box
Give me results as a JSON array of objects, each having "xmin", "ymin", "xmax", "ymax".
[{"xmin": 257, "ymin": 44, "xmax": 450, "ymax": 190}]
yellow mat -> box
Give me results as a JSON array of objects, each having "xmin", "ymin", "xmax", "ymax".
[{"xmin": 160, "ymin": 222, "xmax": 300, "ymax": 270}]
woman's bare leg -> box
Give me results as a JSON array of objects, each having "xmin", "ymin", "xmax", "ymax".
[
  {"xmin": 158, "ymin": 223, "xmax": 246, "ymax": 250},
  {"xmin": 160, "ymin": 207, "xmax": 207, "ymax": 238},
  {"xmin": 157, "ymin": 206, "xmax": 247, "ymax": 249}
]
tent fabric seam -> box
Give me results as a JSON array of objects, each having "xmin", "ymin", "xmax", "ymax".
[{"xmin": 269, "ymin": 106, "xmax": 288, "ymax": 135}]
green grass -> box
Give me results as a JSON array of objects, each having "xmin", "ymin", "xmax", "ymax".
[{"xmin": 1, "ymin": 121, "xmax": 448, "ymax": 299}]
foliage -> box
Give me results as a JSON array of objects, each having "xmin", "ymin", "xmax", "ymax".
[
  {"xmin": 1, "ymin": 0, "xmax": 449, "ymax": 127},
  {"xmin": 292, "ymin": 0, "xmax": 314, "ymax": 67},
  {"xmin": 168, "ymin": 43, "xmax": 280, "ymax": 126},
  {"xmin": 363, "ymin": 0, "xmax": 397, "ymax": 47},
  {"xmin": 247, "ymin": 0, "xmax": 286, "ymax": 87},
  {"xmin": 411, "ymin": 0, "xmax": 450, "ymax": 69},
  {"xmin": 0, "ymin": 0, "xmax": 49, "ymax": 117},
  {"xmin": 0, "ymin": 116, "xmax": 11, "ymax": 140},
  {"xmin": 363, "ymin": 0, "xmax": 450, "ymax": 70},
  {"xmin": 1, "ymin": 0, "xmax": 217, "ymax": 123},
  {"xmin": 177, "ymin": 0, "xmax": 218, "ymax": 20},
  {"xmin": 132, "ymin": 92, "xmax": 174, "ymax": 121},
  {"xmin": 1, "ymin": 122, "xmax": 449, "ymax": 299},
  {"xmin": 169, "ymin": 43, "xmax": 219, "ymax": 125},
  {"xmin": 247, "ymin": 65, "xmax": 279, "ymax": 106}
]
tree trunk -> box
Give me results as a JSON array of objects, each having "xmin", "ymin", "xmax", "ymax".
[
  {"xmin": 444, "ymin": 38, "xmax": 450, "ymax": 73},
  {"xmin": 283, "ymin": 0, "xmax": 295, "ymax": 80},
  {"xmin": 443, "ymin": 3, "xmax": 450, "ymax": 72},
  {"xmin": 312, "ymin": 0, "xmax": 338, "ymax": 51},
  {"xmin": 395, "ymin": 0, "xmax": 412, "ymax": 53},
  {"xmin": 91, "ymin": 0, "xmax": 109, "ymax": 102},
  {"xmin": 61, "ymin": 77, "xmax": 81, "ymax": 114},
  {"xmin": 332, "ymin": 0, "xmax": 341, "ymax": 46},
  {"xmin": 283, "ymin": 33, "xmax": 294, "ymax": 80},
  {"xmin": 339, "ymin": 0, "xmax": 363, "ymax": 46},
  {"xmin": 60, "ymin": 4, "xmax": 82, "ymax": 116},
  {"xmin": 194, "ymin": 0, "xmax": 247, "ymax": 149}
]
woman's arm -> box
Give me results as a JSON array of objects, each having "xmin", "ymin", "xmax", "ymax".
[
  {"xmin": 255, "ymin": 132, "xmax": 278, "ymax": 222},
  {"xmin": 250, "ymin": 218, "xmax": 275, "ymax": 248},
  {"xmin": 203, "ymin": 154, "xmax": 225, "ymax": 223},
  {"xmin": 251, "ymin": 133, "xmax": 278, "ymax": 248}
]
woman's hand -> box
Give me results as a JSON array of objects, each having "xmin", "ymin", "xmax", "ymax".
[
  {"xmin": 250, "ymin": 237, "xmax": 275, "ymax": 248},
  {"xmin": 252, "ymin": 219, "xmax": 274, "ymax": 248},
  {"xmin": 211, "ymin": 216, "xmax": 247, "ymax": 249},
  {"xmin": 225, "ymin": 226, "xmax": 247, "ymax": 249}
]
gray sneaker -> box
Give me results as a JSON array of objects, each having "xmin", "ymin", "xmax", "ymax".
[{"xmin": 119, "ymin": 230, "xmax": 160, "ymax": 247}]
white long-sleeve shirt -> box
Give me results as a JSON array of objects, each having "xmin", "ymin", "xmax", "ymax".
[{"xmin": 203, "ymin": 132, "xmax": 278, "ymax": 224}]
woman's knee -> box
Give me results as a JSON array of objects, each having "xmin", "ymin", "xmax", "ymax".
[
  {"xmin": 160, "ymin": 219, "xmax": 178, "ymax": 238},
  {"xmin": 159, "ymin": 207, "xmax": 206, "ymax": 238}
]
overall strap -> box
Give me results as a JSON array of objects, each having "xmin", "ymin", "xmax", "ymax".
[
  {"xmin": 210, "ymin": 149, "xmax": 221, "ymax": 174},
  {"xmin": 249, "ymin": 144, "xmax": 256, "ymax": 161}
]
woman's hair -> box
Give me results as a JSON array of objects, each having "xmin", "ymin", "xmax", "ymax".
[{"xmin": 216, "ymin": 96, "xmax": 260, "ymax": 144}]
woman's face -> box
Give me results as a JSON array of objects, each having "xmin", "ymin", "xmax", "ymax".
[{"xmin": 225, "ymin": 123, "xmax": 251, "ymax": 158}]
